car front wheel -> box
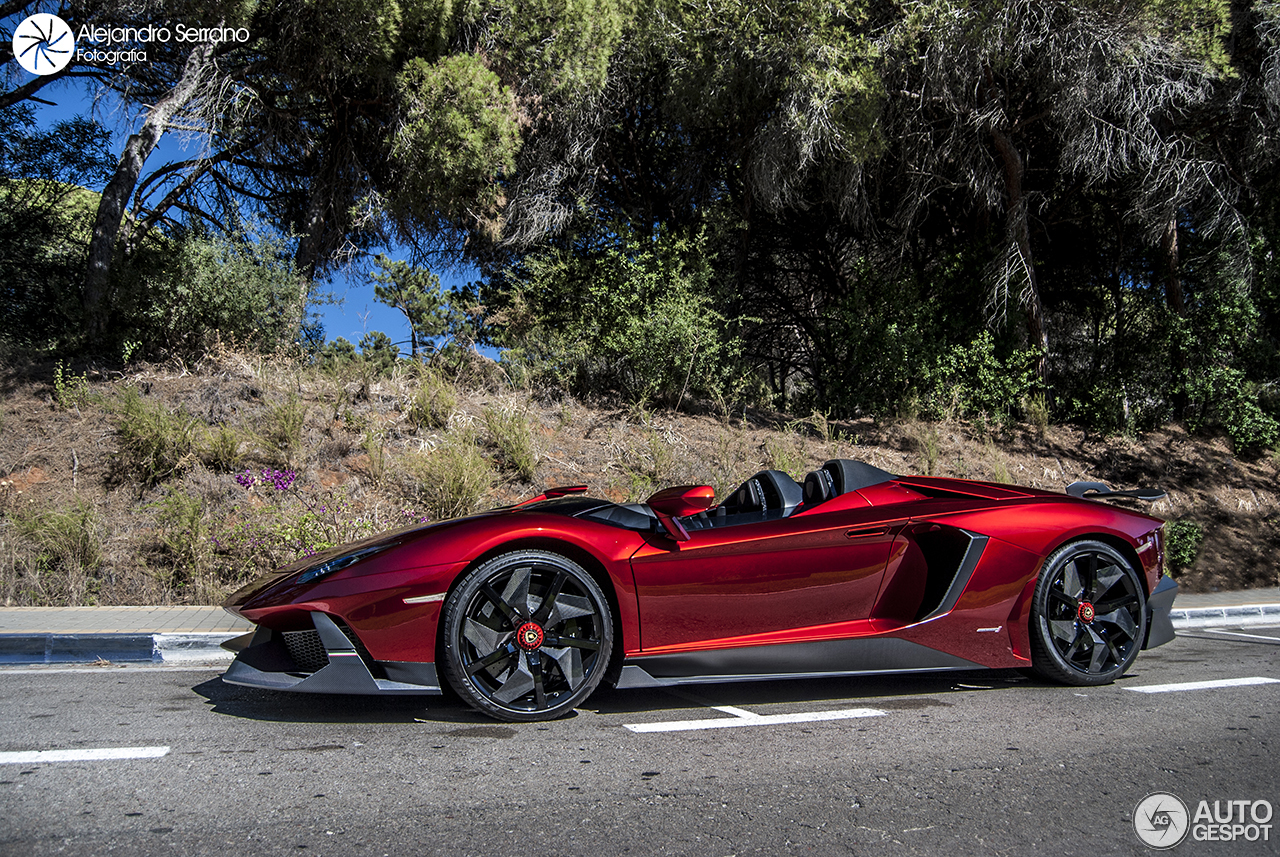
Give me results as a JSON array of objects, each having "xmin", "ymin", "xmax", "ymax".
[
  {"xmin": 1029, "ymin": 540, "xmax": 1147, "ymax": 686},
  {"xmin": 440, "ymin": 550, "xmax": 613, "ymax": 721}
]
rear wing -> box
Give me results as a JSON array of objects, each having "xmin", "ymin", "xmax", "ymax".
[{"xmin": 1066, "ymin": 481, "xmax": 1166, "ymax": 502}]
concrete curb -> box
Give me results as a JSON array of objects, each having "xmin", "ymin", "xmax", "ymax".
[
  {"xmin": 1170, "ymin": 604, "xmax": 1280, "ymax": 629},
  {"xmin": 0, "ymin": 632, "xmax": 239, "ymax": 665}
]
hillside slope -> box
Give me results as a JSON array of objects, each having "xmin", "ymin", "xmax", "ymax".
[{"xmin": 1, "ymin": 350, "xmax": 1276, "ymax": 606}]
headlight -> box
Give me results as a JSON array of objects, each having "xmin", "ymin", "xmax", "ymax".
[{"xmin": 296, "ymin": 543, "xmax": 398, "ymax": 584}]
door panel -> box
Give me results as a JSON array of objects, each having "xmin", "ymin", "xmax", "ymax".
[{"xmin": 630, "ymin": 508, "xmax": 904, "ymax": 650}]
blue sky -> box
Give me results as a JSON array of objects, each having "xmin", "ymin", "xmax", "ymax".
[{"xmin": 25, "ymin": 74, "xmax": 477, "ymax": 354}]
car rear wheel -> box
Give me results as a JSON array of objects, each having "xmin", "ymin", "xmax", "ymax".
[
  {"xmin": 440, "ymin": 550, "xmax": 613, "ymax": 722},
  {"xmin": 1029, "ymin": 540, "xmax": 1147, "ymax": 686}
]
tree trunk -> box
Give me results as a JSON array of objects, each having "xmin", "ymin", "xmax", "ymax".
[
  {"xmin": 990, "ymin": 126, "xmax": 1050, "ymax": 380},
  {"xmin": 82, "ymin": 42, "xmax": 216, "ymax": 345},
  {"xmin": 1162, "ymin": 213, "xmax": 1189, "ymax": 416}
]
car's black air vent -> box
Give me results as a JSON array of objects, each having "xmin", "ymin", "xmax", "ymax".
[{"xmin": 282, "ymin": 629, "xmax": 328, "ymax": 673}]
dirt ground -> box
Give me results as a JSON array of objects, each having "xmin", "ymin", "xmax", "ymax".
[{"xmin": 1, "ymin": 351, "xmax": 1276, "ymax": 605}]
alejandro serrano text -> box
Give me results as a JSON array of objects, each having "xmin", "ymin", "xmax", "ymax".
[{"xmin": 76, "ymin": 24, "xmax": 250, "ymax": 45}]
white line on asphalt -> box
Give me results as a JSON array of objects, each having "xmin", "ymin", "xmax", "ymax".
[
  {"xmin": 1125, "ymin": 677, "xmax": 1280, "ymax": 694},
  {"xmin": 0, "ymin": 746, "xmax": 170, "ymax": 764},
  {"xmin": 625, "ymin": 707, "xmax": 886, "ymax": 733},
  {"xmin": 1205, "ymin": 628, "xmax": 1280, "ymax": 642}
]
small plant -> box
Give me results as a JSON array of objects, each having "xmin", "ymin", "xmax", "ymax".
[
  {"xmin": 201, "ymin": 424, "xmax": 246, "ymax": 472},
  {"xmin": 402, "ymin": 429, "xmax": 493, "ymax": 520},
  {"xmin": 618, "ymin": 427, "xmax": 679, "ymax": 500},
  {"xmin": 361, "ymin": 429, "xmax": 387, "ymax": 485},
  {"xmin": 764, "ymin": 428, "xmax": 807, "ymax": 478},
  {"xmin": 264, "ymin": 392, "xmax": 307, "ymax": 464},
  {"xmin": 113, "ymin": 386, "xmax": 203, "ymax": 486},
  {"xmin": 407, "ymin": 370, "xmax": 458, "ymax": 431},
  {"xmin": 803, "ymin": 409, "xmax": 834, "ymax": 445},
  {"xmin": 1165, "ymin": 519, "xmax": 1204, "ymax": 573},
  {"xmin": 483, "ymin": 405, "xmax": 539, "ymax": 482},
  {"xmin": 1025, "ymin": 393, "xmax": 1050, "ymax": 436},
  {"xmin": 909, "ymin": 421, "xmax": 941, "ymax": 476},
  {"xmin": 983, "ymin": 436, "xmax": 1011, "ymax": 484},
  {"xmin": 52, "ymin": 361, "xmax": 90, "ymax": 410},
  {"xmin": 152, "ymin": 492, "xmax": 209, "ymax": 592}
]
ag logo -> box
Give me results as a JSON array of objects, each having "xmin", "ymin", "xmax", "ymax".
[
  {"xmin": 1134, "ymin": 792, "xmax": 1190, "ymax": 849},
  {"xmin": 11, "ymin": 14, "xmax": 75, "ymax": 75}
]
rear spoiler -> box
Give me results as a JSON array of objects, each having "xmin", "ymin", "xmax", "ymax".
[{"xmin": 1066, "ymin": 481, "xmax": 1166, "ymax": 502}]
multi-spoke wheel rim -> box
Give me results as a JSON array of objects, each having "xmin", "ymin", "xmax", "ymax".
[
  {"xmin": 457, "ymin": 559, "xmax": 606, "ymax": 715},
  {"xmin": 1042, "ymin": 548, "xmax": 1143, "ymax": 677}
]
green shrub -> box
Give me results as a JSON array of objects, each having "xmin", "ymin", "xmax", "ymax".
[
  {"xmin": 1165, "ymin": 519, "xmax": 1204, "ymax": 573},
  {"xmin": 1186, "ymin": 366, "xmax": 1279, "ymax": 453},
  {"xmin": 113, "ymin": 387, "xmax": 203, "ymax": 485},
  {"xmin": 917, "ymin": 331, "xmax": 1040, "ymax": 423},
  {"xmin": 482, "ymin": 405, "xmax": 538, "ymax": 481},
  {"xmin": 113, "ymin": 226, "xmax": 304, "ymax": 356},
  {"xmin": 402, "ymin": 430, "xmax": 493, "ymax": 520}
]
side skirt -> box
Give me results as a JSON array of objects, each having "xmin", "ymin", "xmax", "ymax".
[{"xmin": 615, "ymin": 637, "xmax": 985, "ymax": 689}]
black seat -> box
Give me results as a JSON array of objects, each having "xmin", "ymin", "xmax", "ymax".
[{"xmin": 720, "ymin": 470, "xmax": 804, "ymax": 519}]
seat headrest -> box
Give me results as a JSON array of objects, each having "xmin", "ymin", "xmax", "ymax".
[
  {"xmin": 803, "ymin": 469, "xmax": 835, "ymax": 506},
  {"xmin": 822, "ymin": 459, "xmax": 894, "ymax": 496}
]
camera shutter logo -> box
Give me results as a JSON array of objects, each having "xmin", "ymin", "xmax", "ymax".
[
  {"xmin": 12, "ymin": 14, "xmax": 75, "ymax": 75},
  {"xmin": 1135, "ymin": 792, "xmax": 1190, "ymax": 849}
]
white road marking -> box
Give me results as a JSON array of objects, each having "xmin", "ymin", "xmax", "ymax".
[
  {"xmin": 0, "ymin": 746, "xmax": 170, "ymax": 764},
  {"xmin": 1125, "ymin": 677, "xmax": 1280, "ymax": 694},
  {"xmin": 1205, "ymin": 628, "xmax": 1280, "ymax": 642},
  {"xmin": 625, "ymin": 707, "xmax": 886, "ymax": 733}
]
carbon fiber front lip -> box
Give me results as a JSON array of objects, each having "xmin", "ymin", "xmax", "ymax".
[{"xmin": 221, "ymin": 612, "xmax": 441, "ymax": 695}]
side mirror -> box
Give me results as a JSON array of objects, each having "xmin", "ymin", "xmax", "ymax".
[{"xmin": 645, "ymin": 485, "xmax": 715, "ymax": 542}]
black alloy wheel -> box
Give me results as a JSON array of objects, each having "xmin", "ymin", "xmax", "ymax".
[
  {"xmin": 440, "ymin": 550, "xmax": 613, "ymax": 721},
  {"xmin": 1029, "ymin": 540, "xmax": 1148, "ymax": 686}
]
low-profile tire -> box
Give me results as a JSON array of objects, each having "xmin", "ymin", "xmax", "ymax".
[
  {"xmin": 1029, "ymin": 539, "xmax": 1147, "ymax": 686},
  {"xmin": 440, "ymin": 550, "xmax": 614, "ymax": 722}
]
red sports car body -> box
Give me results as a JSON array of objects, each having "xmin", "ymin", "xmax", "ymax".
[{"xmin": 222, "ymin": 460, "xmax": 1178, "ymax": 721}]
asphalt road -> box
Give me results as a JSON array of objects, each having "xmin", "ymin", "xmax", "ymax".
[{"xmin": 1, "ymin": 628, "xmax": 1277, "ymax": 857}]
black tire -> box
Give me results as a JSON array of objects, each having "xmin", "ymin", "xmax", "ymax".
[
  {"xmin": 440, "ymin": 550, "xmax": 613, "ymax": 722},
  {"xmin": 1029, "ymin": 539, "xmax": 1147, "ymax": 686}
]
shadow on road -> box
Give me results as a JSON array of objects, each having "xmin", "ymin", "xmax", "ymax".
[{"xmin": 191, "ymin": 666, "xmax": 1063, "ymax": 725}]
